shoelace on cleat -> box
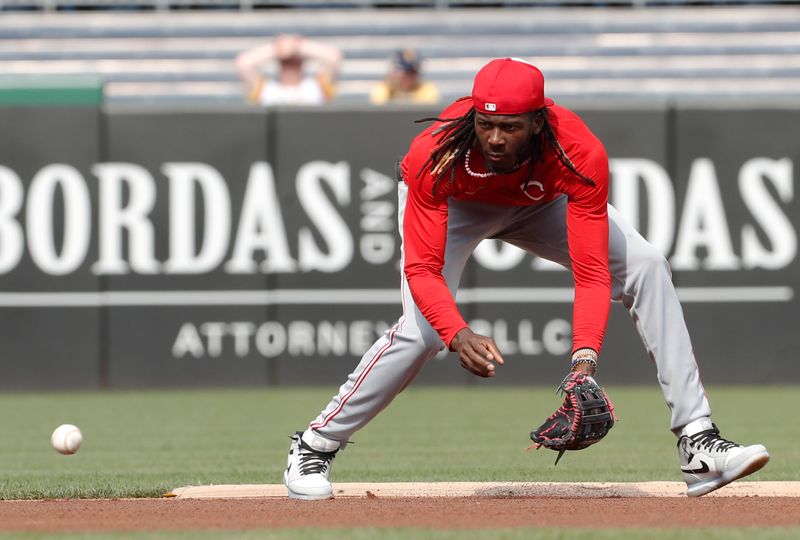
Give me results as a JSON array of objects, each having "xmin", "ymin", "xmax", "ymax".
[
  {"xmin": 688, "ymin": 428, "xmax": 739, "ymax": 452},
  {"xmin": 296, "ymin": 437, "xmax": 337, "ymax": 476}
]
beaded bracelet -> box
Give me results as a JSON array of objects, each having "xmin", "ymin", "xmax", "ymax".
[
  {"xmin": 571, "ymin": 357, "xmax": 598, "ymax": 371},
  {"xmin": 571, "ymin": 348, "xmax": 598, "ymax": 371}
]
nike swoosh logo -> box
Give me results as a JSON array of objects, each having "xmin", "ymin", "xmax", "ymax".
[{"xmin": 681, "ymin": 460, "xmax": 710, "ymax": 474}]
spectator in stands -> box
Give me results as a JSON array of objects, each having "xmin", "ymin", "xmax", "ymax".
[
  {"xmin": 370, "ymin": 49, "xmax": 440, "ymax": 105},
  {"xmin": 235, "ymin": 34, "xmax": 342, "ymax": 106}
]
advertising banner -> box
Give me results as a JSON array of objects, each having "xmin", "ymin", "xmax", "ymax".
[{"xmin": 0, "ymin": 104, "xmax": 796, "ymax": 389}]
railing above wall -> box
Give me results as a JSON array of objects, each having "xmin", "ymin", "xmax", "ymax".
[
  {"xmin": 2, "ymin": 0, "xmax": 799, "ymax": 12},
  {"xmin": 2, "ymin": 5, "xmax": 800, "ymax": 105}
]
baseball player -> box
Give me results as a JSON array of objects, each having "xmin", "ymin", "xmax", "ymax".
[{"xmin": 284, "ymin": 58, "xmax": 769, "ymax": 500}]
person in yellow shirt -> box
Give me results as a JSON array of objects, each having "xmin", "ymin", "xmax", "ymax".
[{"xmin": 370, "ymin": 49, "xmax": 440, "ymax": 105}]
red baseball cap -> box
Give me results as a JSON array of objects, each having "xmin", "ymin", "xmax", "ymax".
[{"xmin": 471, "ymin": 58, "xmax": 554, "ymax": 115}]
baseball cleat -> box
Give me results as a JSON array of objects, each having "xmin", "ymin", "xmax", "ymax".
[
  {"xmin": 284, "ymin": 429, "xmax": 340, "ymax": 500},
  {"xmin": 677, "ymin": 418, "xmax": 769, "ymax": 497}
]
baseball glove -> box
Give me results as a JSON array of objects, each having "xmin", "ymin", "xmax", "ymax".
[{"xmin": 529, "ymin": 371, "xmax": 616, "ymax": 465}]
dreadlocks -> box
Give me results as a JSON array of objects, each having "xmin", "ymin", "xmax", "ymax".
[
  {"xmin": 416, "ymin": 108, "xmax": 596, "ymax": 196},
  {"xmin": 415, "ymin": 109, "xmax": 479, "ymax": 194}
]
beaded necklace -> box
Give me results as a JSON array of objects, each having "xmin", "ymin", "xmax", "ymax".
[{"xmin": 463, "ymin": 148, "xmax": 531, "ymax": 178}]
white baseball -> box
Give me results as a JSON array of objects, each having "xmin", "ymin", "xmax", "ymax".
[{"xmin": 51, "ymin": 424, "xmax": 83, "ymax": 455}]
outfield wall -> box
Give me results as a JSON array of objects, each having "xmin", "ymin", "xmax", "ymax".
[{"xmin": 0, "ymin": 104, "xmax": 797, "ymax": 389}]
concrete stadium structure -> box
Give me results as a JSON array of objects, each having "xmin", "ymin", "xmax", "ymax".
[{"xmin": 1, "ymin": 5, "xmax": 799, "ymax": 105}]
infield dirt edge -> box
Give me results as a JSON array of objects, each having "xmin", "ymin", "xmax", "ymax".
[{"xmin": 166, "ymin": 481, "xmax": 800, "ymax": 499}]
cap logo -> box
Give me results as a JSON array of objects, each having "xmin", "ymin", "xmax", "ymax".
[{"xmin": 472, "ymin": 58, "xmax": 554, "ymax": 114}]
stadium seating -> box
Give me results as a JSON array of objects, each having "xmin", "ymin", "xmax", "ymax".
[{"xmin": 1, "ymin": 4, "xmax": 799, "ymax": 105}]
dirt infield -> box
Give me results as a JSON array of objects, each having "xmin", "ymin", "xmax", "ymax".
[{"xmin": 2, "ymin": 496, "xmax": 800, "ymax": 532}]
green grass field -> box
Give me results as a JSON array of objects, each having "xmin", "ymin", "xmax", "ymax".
[{"xmin": 0, "ymin": 385, "xmax": 797, "ymax": 539}]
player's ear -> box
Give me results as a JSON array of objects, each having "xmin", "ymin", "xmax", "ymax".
[{"xmin": 531, "ymin": 111, "xmax": 546, "ymax": 135}]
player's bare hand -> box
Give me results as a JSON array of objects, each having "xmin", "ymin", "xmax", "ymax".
[{"xmin": 450, "ymin": 328, "xmax": 505, "ymax": 378}]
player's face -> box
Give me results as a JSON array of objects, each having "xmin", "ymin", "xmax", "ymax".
[{"xmin": 474, "ymin": 111, "xmax": 542, "ymax": 173}]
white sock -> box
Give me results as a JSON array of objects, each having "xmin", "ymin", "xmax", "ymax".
[
  {"xmin": 302, "ymin": 429, "xmax": 341, "ymax": 452},
  {"xmin": 681, "ymin": 417, "xmax": 714, "ymax": 438}
]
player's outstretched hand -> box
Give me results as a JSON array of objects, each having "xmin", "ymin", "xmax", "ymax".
[{"xmin": 450, "ymin": 328, "xmax": 505, "ymax": 377}]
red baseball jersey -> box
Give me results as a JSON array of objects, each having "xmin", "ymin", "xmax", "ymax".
[{"xmin": 400, "ymin": 97, "xmax": 611, "ymax": 354}]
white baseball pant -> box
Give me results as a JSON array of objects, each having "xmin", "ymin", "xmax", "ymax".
[{"xmin": 308, "ymin": 182, "xmax": 711, "ymax": 443}]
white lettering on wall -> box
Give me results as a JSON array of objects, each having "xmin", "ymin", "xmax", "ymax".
[
  {"xmin": 255, "ymin": 321, "xmax": 288, "ymax": 357},
  {"xmin": 91, "ymin": 163, "xmax": 159, "ymax": 274},
  {"xmin": 671, "ymin": 158, "xmax": 740, "ymax": 270},
  {"xmin": 296, "ymin": 161, "xmax": 353, "ymax": 272},
  {"xmin": 166, "ymin": 319, "xmax": 443, "ymax": 359},
  {"xmin": 172, "ymin": 322, "xmax": 205, "ymax": 358},
  {"xmin": 163, "ymin": 162, "xmax": 231, "ymax": 274},
  {"xmin": 225, "ymin": 162, "xmax": 296, "ymax": 273},
  {"xmin": 0, "ymin": 157, "xmax": 794, "ymax": 276},
  {"xmin": 26, "ymin": 164, "xmax": 91, "ymax": 276},
  {"xmin": 468, "ymin": 318, "xmax": 571, "ymax": 356},
  {"xmin": 0, "ymin": 166, "xmax": 25, "ymax": 273},
  {"xmin": 739, "ymin": 158, "xmax": 796, "ymax": 270},
  {"xmin": 359, "ymin": 168, "xmax": 397, "ymax": 265}
]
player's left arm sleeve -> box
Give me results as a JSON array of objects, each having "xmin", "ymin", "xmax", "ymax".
[{"xmin": 566, "ymin": 151, "xmax": 611, "ymax": 354}]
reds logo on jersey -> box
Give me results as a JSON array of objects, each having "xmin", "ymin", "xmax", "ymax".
[{"xmin": 520, "ymin": 178, "xmax": 546, "ymax": 201}]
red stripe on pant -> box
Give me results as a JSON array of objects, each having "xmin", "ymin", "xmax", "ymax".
[
  {"xmin": 310, "ymin": 277, "xmax": 410, "ymax": 433},
  {"xmin": 310, "ymin": 325, "xmax": 399, "ymax": 431}
]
